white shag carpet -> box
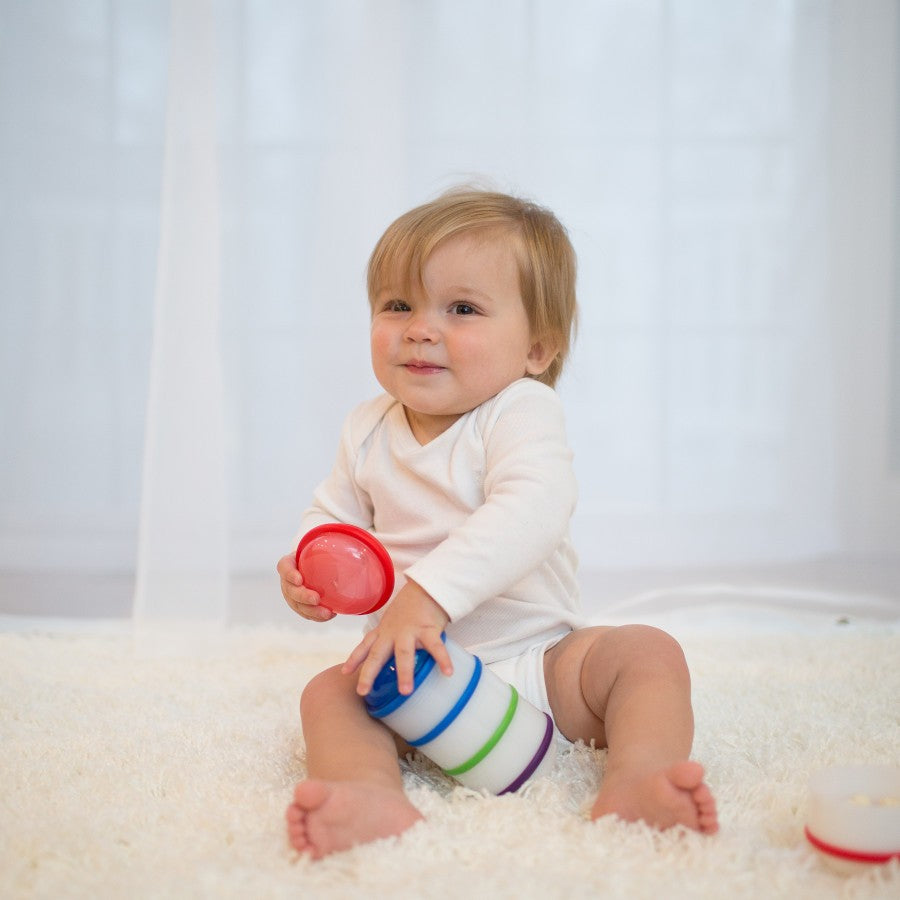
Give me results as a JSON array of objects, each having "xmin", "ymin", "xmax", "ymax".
[{"xmin": 2, "ymin": 603, "xmax": 899, "ymax": 900}]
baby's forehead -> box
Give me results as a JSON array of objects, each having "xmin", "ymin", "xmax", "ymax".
[
  {"xmin": 377, "ymin": 226, "xmax": 517, "ymax": 281},
  {"xmin": 369, "ymin": 258, "xmax": 423, "ymax": 301},
  {"xmin": 368, "ymin": 222, "xmax": 526, "ymax": 309}
]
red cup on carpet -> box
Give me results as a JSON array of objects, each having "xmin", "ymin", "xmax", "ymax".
[{"xmin": 295, "ymin": 524, "xmax": 395, "ymax": 615}]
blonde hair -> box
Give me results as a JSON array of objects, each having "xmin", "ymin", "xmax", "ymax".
[{"xmin": 367, "ymin": 188, "xmax": 578, "ymax": 387}]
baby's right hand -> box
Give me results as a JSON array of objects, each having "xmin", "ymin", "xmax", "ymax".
[{"xmin": 277, "ymin": 553, "xmax": 336, "ymax": 622}]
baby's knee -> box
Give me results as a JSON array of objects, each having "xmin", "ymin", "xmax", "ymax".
[
  {"xmin": 300, "ymin": 664, "xmax": 349, "ymax": 718},
  {"xmin": 614, "ymin": 624, "xmax": 689, "ymax": 676}
]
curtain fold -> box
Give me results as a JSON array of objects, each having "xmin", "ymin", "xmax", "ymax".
[{"xmin": 134, "ymin": 0, "xmax": 228, "ymax": 621}]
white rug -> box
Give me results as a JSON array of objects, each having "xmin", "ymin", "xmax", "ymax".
[{"xmin": 2, "ymin": 604, "xmax": 899, "ymax": 900}]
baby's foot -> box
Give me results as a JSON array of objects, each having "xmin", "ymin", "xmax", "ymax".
[
  {"xmin": 285, "ymin": 779, "xmax": 423, "ymax": 859},
  {"xmin": 591, "ymin": 760, "xmax": 719, "ymax": 834}
]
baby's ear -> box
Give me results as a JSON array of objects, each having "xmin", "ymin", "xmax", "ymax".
[{"xmin": 525, "ymin": 338, "xmax": 558, "ymax": 377}]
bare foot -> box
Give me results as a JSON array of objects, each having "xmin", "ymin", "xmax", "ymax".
[
  {"xmin": 590, "ymin": 760, "xmax": 719, "ymax": 834},
  {"xmin": 285, "ymin": 779, "xmax": 424, "ymax": 859}
]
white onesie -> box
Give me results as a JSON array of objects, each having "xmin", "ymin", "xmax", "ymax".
[{"xmin": 298, "ymin": 378, "xmax": 586, "ymax": 665}]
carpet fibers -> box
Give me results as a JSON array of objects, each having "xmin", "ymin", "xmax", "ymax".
[{"xmin": 2, "ymin": 612, "xmax": 898, "ymax": 899}]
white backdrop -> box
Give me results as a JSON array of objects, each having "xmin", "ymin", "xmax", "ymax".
[{"xmin": 0, "ymin": 0, "xmax": 898, "ymax": 621}]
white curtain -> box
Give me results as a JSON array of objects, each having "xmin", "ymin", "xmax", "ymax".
[{"xmin": 1, "ymin": 0, "xmax": 897, "ymax": 622}]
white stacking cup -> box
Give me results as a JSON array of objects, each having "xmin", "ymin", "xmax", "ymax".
[{"xmin": 364, "ymin": 634, "xmax": 555, "ymax": 794}]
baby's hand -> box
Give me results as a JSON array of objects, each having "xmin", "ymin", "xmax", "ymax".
[
  {"xmin": 343, "ymin": 579, "xmax": 451, "ymax": 696},
  {"xmin": 276, "ymin": 553, "xmax": 335, "ymax": 622}
]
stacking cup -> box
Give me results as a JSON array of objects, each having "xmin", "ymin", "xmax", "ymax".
[{"xmin": 364, "ymin": 634, "xmax": 555, "ymax": 794}]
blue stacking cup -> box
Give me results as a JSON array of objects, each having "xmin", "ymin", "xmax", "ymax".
[{"xmin": 364, "ymin": 634, "xmax": 555, "ymax": 794}]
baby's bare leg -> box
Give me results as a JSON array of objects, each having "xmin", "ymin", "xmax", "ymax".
[
  {"xmin": 285, "ymin": 665, "xmax": 423, "ymax": 858},
  {"xmin": 544, "ymin": 625, "xmax": 718, "ymax": 834}
]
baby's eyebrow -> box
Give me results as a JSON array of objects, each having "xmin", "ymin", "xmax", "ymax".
[{"xmin": 445, "ymin": 285, "xmax": 494, "ymax": 302}]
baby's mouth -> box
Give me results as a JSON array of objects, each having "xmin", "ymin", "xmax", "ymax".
[{"xmin": 404, "ymin": 361, "xmax": 445, "ymax": 374}]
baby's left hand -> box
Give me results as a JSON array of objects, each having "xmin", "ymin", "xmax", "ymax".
[{"xmin": 343, "ymin": 579, "xmax": 451, "ymax": 697}]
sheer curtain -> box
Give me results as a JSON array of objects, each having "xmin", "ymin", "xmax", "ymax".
[{"xmin": 0, "ymin": 0, "xmax": 897, "ymax": 622}]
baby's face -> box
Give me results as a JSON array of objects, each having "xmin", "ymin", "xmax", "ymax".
[{"xmin": 370, "ymin": 230, "xmax": 551, "ymax": 444}]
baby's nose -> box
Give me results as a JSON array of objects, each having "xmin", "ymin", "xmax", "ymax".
[{"xmin": 404, "ymin": 311, "xmax": 439, "ymax": 342}]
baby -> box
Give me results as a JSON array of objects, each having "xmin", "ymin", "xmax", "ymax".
[{"xmin": 278, "ymin": 188, "xmax": 718, "ymax": 858}]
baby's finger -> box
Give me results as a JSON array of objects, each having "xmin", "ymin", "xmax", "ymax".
[
  {"xmin": 282, "ymin": 580, "xmax": 333, "ymax": 622},
  {"xmin": 276, "ymin": 553, "xmax": 303, "ymax": 587},
  {"xmin": 284, "ymin": 583, "xmax": 319, "ymax": 607},
  {"xmin": 299, "ymin": 603, "xmax": 335, "ymax": 623},
  {"xmin": 390, "ymin": 635, "xmax": 420, "ymax": 696},
  {"xmin": 282, "ymin": 582, "xmax": 319, "ymax": 612},
  {"xmin": 342, "ymin": 631, "xmax": 378, "ymax": 677},
  {"xmin": 419, "ymin": 629, "xmax": 453, "ymax": 677},
  {"xmin": 353, "ymin": 637, "xmax": 396, "ymax": 697}
]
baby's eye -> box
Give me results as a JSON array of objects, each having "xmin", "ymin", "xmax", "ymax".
[
  {"xmin": 382, "ymin": 299, "xmax": 410, "ymax": 313},
  {"xmin": 451, "ymin": 302, "xmax": 477, "ymax": 315}
]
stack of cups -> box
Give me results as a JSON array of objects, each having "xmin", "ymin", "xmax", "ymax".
[{"xmin": 365, "ymin": 634, "xmax": 555, "ymax": 794}]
